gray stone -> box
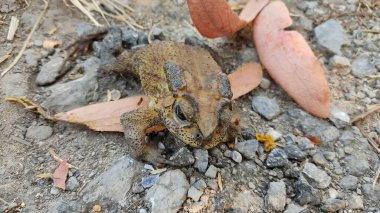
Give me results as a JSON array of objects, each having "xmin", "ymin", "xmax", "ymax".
[
  {"xmin": 312, "ymin": 152, "xmax": 329, "ymax": 167},
  {"xmin": 284, "ymin": 203, "xmax": 306, "ymax": 213},
  {"xmin": 24, "ymin": 49, "xmax": 40, "ymax": 67},
  {"xmin": 297, "ymin": 137, "xmax": 315, "ymax": 150},
  {"xmin": 267, "ymin": 128, "xmax": 282, "ymax": 141},
  {"xmin": 231, "ymin": 150, "xmax": 243, "ymax": 163},
  {"xmin": 302, "ymin": 163, "xmax": 331, "ymax": 189},
  {"xmin": 251, "ymin": 96, "xmax": 281, "ymax": 120},
  {"xmin": 193, "ymin": 149, "xmax": 208, "ymax": 173},
  {"xmin": 362, "ymin": 184, "xmax": 380, "ymax": 203},
  {"xmin": 169, "ymin": 147, "xmax": 195, "ymax": 166},
  {"xmin": 314, "ymin": 19, "xmax": 349, "ymax": 55},
  {"xmin": 329, "ymin": 106, "xmax": 350, "ymax": 128},
  {"xmin": 234, "ymin": 139, "xmax": 259, "ymax": 160},
  {"xmin": 26, "ymin": 125, "xmax": 53, "ymax": 140},
  {"xmin": 294, "ymin": 16, "xmax": 313, "ymax": 31},
  {"xmin": 321, "ymin": 198, "xmax": 346, "ymax": 212},
  {"xmin": 339, "ymin": 175, "xmax": 358, "ymax": 190},
  {"xmin": 351, "ymin": 57, "xmax": 377, "ymax": 78},
  {"xmin": 329, "ymin": 55, "xmax": 351, "ymax": 68},
  {"xmin": 152, "ymin": 27, "xmax": 165, "ymax": 40},
  {"xmin": 266, "ymin": 148, "xmax": 288, "ymax": 168},
  {"xmin": 187, "ymin": 186, "xmax": 202, "ymax": 201},
  {"xmin": 138, "ymin": 209, "xmax": 148, "ymax": 213},
  {"xmin": 141, "ymin": 175, "xmax": 159, "ymax": 188},
  {"xmin": 376, "ymin": 125, "xmax": 380, "ymax": 134},
  {"xmin": 309, "ymin": 125, "xmax": 340, "ymax": 144},
  {"xmin": 294, "ymin": 178, "xmax": 321, "ymax": 206},
  {"xmin": 232, "ymin": 190, "xmax": 263, "ymax": 213},
  {"xmin": 347, "ymin": 194, "xmax": 363, "ymax": 210},
  {"xmin": 266, "ymin": 181, "xmax": 286, "ymax": 211},
  {"xmin": 238, "ymin": 48, "xmax": 259, "ymax": 63},
  {"xmin": 146, "ymin": 170, "xmax": 189, "ymax": 213},
  {"xmin": 285, "ymin": 144, "xmax": 307, "ymax": 161},
  {"xmin": 297, "ymin": 1, "xmax": 318, "ymax": 11},
  {"xmin": 345, "ymin": 155, "xmax": 370, "ymax": 176},
  {"xmin": 81, "ymin": 156, "xmax": 143, "ymax": 205},
  {"xmin": 121, "ymin": 27, "xmax": 139, "ymax": 47},
  {"xmin": 324, "ymin": 152, "xmax": 336, "ymax": 161},
  {"xmin": 50, "ymin": 187, "xmax": 60, "ymax": 195},
  {"xmin": 259, "ymin": 78, "xmax": 271, "ymax": 89},
  {"xmin": 205, "ymin": 165, "xmax": 218, "ymax": 178},
  {"xmin": 66, "ymin": 176, "xmax": 80, "ymax": 191},
  {"xmin": 42, "ymin": 57, "xmax": 99, "ymax": 112},
  {"xmin": 36, "ymin": 57, "xmax": 65, "ymax": 86},
  {"xmin": 132, "ymin": 182, "xmax": 145, "ymax": 194},
  {"xmin": 193, "ymin": 179, "xmax": 207, "ymax": 191},
  {"xmin": 206, "ymin": 179, "xmax": 218, "ymax": 191},
  {"xmin": 92, "ymin": 27, "xmax": 123, "ymax": 60}
]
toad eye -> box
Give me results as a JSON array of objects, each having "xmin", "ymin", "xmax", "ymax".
[{"xmin": 175, "ymin": 104, "xmax": 187, "ymax": 121}]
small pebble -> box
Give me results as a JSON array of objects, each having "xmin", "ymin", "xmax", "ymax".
[
  {"xmin": 205, "ymin": 165, "xmax": 218, "ymax": 178},
  {"xmin": 187, "ymin": 186, "xmax": 203, "ymax": 202},
  {"xmin": 251, "ymin": 96, "xmax": 281, "ymax": 120},
  {"xmin": 231, "ymin": 150, "xmax": 243, "ymax": 163}
]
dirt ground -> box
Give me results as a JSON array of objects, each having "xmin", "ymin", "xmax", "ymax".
[{"xmin": 0, "ymin": 0, "xmax": 379, "ymax": 212}]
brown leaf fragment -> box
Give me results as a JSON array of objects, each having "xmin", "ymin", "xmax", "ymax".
[
  {"xmin": 253, "ymin": 1, "xmax": 330, "ymax": 118},
  {"xmin": 229, "ymin": 62, "xmax": 263, "ymax": 100},
  {"xmin": 54, "ymin": 95, "xmax": 149, "ymax": 132},
  {"xmin": 187, "ymin": 0, "xmax": 246, "ymax": 38},
  {"xmin": 53, "ymin": 160, "xmax": 69, "ymax": 190},
  {"xmin": 307, "ymin": 135, "xmax": 321, "ymax": 146}
]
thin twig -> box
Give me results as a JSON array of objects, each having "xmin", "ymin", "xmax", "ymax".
[
  {"xmin": 351, "ymin": 104, "xmax": 380, "ymax": 124},
  {"xmin": 0, "ymin": 0, "xmax": 49, "ymax": 78},
  {"xmin": 49, "ymin": 148, "xmax": 78, "ymax": 169},
  {"xmin": 363, "ymin": 29, "xmax": 380, "ymax": 34},
  {"xmin": 374, "ymin": 166, "xmax": 380, "ymax": 188}
]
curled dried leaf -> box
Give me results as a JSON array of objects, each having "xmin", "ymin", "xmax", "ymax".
[
  {"xmin": 228, "ymin": 62, "xmax": 263, "ymax": 99},
  {"xmin": 253, "ymin": 1, "xmax": 330, "ymax": 118}
]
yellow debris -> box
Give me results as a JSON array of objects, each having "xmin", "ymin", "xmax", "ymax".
[{"xmin": 256, "ymin": 133, "xmax": 276, "ymax": 152}]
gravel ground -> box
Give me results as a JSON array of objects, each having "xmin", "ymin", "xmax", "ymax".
[{"xmin": 0, "ymin": 0, "xmax": 379, "ymax": 212}]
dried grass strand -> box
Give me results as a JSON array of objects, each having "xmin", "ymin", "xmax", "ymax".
[{"xmin": 0, "ymin": 0, "xmax": 49, "ymax": 78}]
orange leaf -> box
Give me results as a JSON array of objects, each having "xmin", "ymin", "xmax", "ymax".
[
  {"xmin": 54, "ymin": 96, "xmax": 149, "ymax": 132},
  {"xmin": 307, "ymin": 135, "xmax": 321, "ymax": 146},
  {"xmin": 229, "ymin": 62, "xmax": 262, "ymax": 99},
  {"xmin": 253, "ymin": 1, "xmax": 330, "ymax": 118},
  {"xmin": 53, "ymin": 160, "xmax": 69, "ymax": 190},
  {"xmin": 187, "ymin": 0, "xmax": 268, "ymax": 38},
  {"xmin": 53, "ymin": 68, "xmax": 261, "ymax": 132}
]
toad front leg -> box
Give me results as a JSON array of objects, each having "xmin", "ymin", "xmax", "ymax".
[{"xmin": 120, "ymin": 107, "xmax": 179, "ymax": 166}]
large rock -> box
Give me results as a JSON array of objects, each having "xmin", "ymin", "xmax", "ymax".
[
  {"xmin": 266, "ymin": 181, "xmax": 286, "ymax": 211},
  {"xmin": 314, "ymin": 19, "xmax": 349, "ymax": 55},
  {"xmin": 234, "ymin": 139, "xmax": 259, "ymax": 160},
  {"xmin": 251, "ymin": 96, "xmax": 281, "ymax": 120},
  {"xmin": 232, "ymin": 190, "xmax": 263, "ymax": 213},
  {"xmin": 42, "ymin": 57, "xmax": 99, "ymax": 112},
  {"xmin": 26, "ymin": 125, "xmax": 53, "ymax": 140},
  {"xmin": 145, "ymin": 170, "xmax": 190, "ymax": 213},
  {"xmin": 36, "ymin": 57, "xmax": 65, "ymax": 86},
  {"xmin": 351, "ymin": 57, "xmax": 377, "ymax": 78},
  {"xmin": 266, "ymin": 148, "xmax": 288, "ymax": 168},
  {"xmin": 345, "ymin": 155, "xmax": 370, "ymax": 176},
  {"xmin": 81, "ymin": 156, "xmax": 143, "ymax": 205},
  {"xmin": 302, "ymin": 163, "xmax": 331, "ymax": 189}
]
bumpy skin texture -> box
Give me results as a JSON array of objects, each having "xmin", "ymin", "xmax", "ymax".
[{"xmin": 107, "ymin": 41, "xmax": 238, "ymax": 165}]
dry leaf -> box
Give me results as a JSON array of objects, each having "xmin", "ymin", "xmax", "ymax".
[
  {"xmin": 53, "ymin": 160, "xmax": 69, "ymax": 190},
  {"xmin": 54, "ymin": 95, "xmax": 149, "ymax": 132},
  {"xmin": 228, "ymin": 62, "xmax": 262, "ymax": 99},
  {"xmin": 253, "ymin": 1, "xmax": 330, "ymax": 118},
  {"xmin": 43, "ymin": 40, "xmax": 61, "ymax": 49},
  {"xmin": 307, "ymin": 135, "xmax": 321, "ymax": 146},
  {"xmin": 187, "ymin": 0, "xmax": 239, "ymax": 38}
]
